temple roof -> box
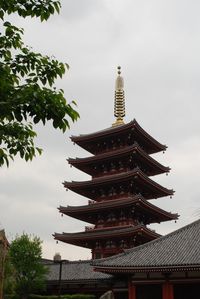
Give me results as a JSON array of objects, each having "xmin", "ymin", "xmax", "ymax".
[
  {"xmin": 71, "ymin": 119, "xmax": 167, "ymax": 155},
  {"xmin": 59, "ymin": 195, "xmax": 178, "ymax": 224},
  {"xmin": 54, "ymin": 225, "xmax": 160, "ymax": 248},
  {"xmin": 46, "ymin": 259, "xmax": 112, "ymax": 282},
  {"xmin": 63, "ymin": 168, "xmax": 174, "ymax": 200},
  {"xmin": 68, "ymin": 144, "xmax": 170, "ymax": 177},
  {"xmin": 93, "ymin": 219, "xmax": 200, "ymax": 273}
]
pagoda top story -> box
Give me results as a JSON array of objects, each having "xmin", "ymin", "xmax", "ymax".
[
  {"xmin": 71, "ymin": 119, "xmax": 167, "ymax": 155},
  {"xmin": 71, "ymin": 67, "xmax": 166, "ymax": 155}
]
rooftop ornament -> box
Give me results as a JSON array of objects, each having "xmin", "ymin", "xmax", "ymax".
[{"xmin": 113, "ymin": 66, "xmax": 125, "ymax": 127}]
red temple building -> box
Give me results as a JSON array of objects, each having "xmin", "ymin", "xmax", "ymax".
[{"xmin": 54, "ymin": 67, "xmax": 178, "ymax": 259}]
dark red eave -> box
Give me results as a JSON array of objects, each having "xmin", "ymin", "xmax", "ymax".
[
  {"xmin": 68, "ymin": 144, "xmax": 170, "ymax": 176},
  {"xmin": 63, "ymin": 169, "xmax": 174, "ymax": 200},
  {"xmin": 53, "ymin": 225, "xmax": 160, "ymax": 248},
  {"xmin": 59, "ymin": 196, "xmax": 178, "ymax": 224},
  {"xmin": 70, "ymin": 119, "xmax": 167, "ymax": 155},
  {"xmin": 93, "ymin": 265, "xmax": 200, "ymax": 274}
]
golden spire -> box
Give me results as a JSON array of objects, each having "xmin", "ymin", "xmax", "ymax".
[{"xmin": 112, "ymin": 66, "xmax": 125, "ymax": 126}]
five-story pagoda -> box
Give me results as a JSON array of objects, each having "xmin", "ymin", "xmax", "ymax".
[{"xmin": 54, "ymin": 67, "xmax": 178, "ymax": 259}]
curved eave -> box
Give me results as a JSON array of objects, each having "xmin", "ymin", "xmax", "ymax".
[
  {"xmin": 53, "ymin": 225, "xmax": 160, "ymax": 248},
  {"xmin": 63, "ymin": 169, "xmax": 174, "ymax": 200},
  {"xmin": 68, "ymin": 144, "xmax": 170, "ymax": 176},
  {"xmin": 93, "ymin": 265, "xmax": 200, "ymax": 274},
  {"xmin": 59, "ymin": 196, "xmax": 178, "ymax": 224},
  {"xmin": 71, "ymin": 119, "xmax": 166, "ymax": 154}
]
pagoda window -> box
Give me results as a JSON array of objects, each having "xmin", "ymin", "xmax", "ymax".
[
  {"xmin": 107, "ymin": 212, "xmax": 116, "ymax": 223},
  {"xmin": 118, "ymin": 161, "xmax": 123, "ymax": 170},
  {"xmin": 108, "ymin": 187, "xmax": 115, "ymax": 197},
  {"xmin": 127, "ymin": 133, "xmax": 134, "ymax": 145},
  {"xmin": 116, "ymin": 138, "xmax": 120, "ymax": 148},
  {"xmin": 128, "ymin": 157, "xmax": 133, "ymax": 170},
  {"xmin": 111, "ymin": 139, "xmax": 119, "ymax": 150},
  {"xmin": 96, "ymin": 143, "xmax": 102, "ymax": 153},
  {"xmin": 107, "ymin": 213, "xmax": 112, "ymax": 222},
  {"xmin": 112, "ymin": 188, "xmax": 117, "ymax": 196},
  {"xmin": 95, "ymin": 252, "xmax": 101, "ymax": 259},
  {"xmin": 119, "ymin": 186, "xmax": 125, "ymax": 194},
  {"xmin": 138, "ymin": 214, "xmax": 146, "ymax": 225},
  {"xmin": 120, "ymin": 211, "xmax": 126, "ymax": 221},
  {"xmin": 97, "ymin": 215, "xmax": 104, "ymax": 224},
  {"xmin": 136, "ymin": 218, "xmax": 140, "ymax": 225},
  {"xmin": 95, "ymin": 241, "xmax": 101, "ymax": 249},
  {"xmin": 110, "ymin": 162, "xmax": 115, "ymax": 172},
  {"xmin": 128, "ymin": 182, "xmax": 134, "ymax": 196},
  {"xmin": 101, "ymin": 164, "xmax": 105, "ymax": 173},
  {"xmin": 110, "ymin": 241, "xmax": 116, "ymax": 248},
  {"xmin": 132, "ymin": 235, "xmax": 137, "ymax": 245},
  {"xmin": 105, "ymin": 241, "xmax": 112, "ymax": 248},
  {"xmin": 138, "ymin": 219, "xmax": 144, "ymax": 225},
  {"xmin": 105, "ymin": 241, "xmax": 109, "ymax": 248},
  {"xmin": 103, "ymin": 141, "xmax": 107, "ymax": 150},
  {"xmin": 120, "ymin": 239, "xmax": 127, "ymax": 248},
  {"xmin": 100, "ymin": 189, "xmax": 105, "ymax": 198}
]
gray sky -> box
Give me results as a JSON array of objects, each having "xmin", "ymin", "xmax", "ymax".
[{"xmin": 1, "ymin": 0, "xmax": 200, "ymax": 260}]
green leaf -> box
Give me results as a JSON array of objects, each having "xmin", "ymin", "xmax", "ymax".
[
  {"xmin": 54, "ymin": 2, "xmax": 61, "ymax": 14},
  {"xmin": 0, "ymin": 0, "xmax": 79, "ymax": 168}
]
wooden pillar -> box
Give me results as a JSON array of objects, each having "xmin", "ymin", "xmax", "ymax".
[
  {"xmin": 162, "ymin": 281, "xmax": 174, "ymax": 299},
  {"xmin": 128, "ymin": 279, "xmax": 136, "ymax": 299}
]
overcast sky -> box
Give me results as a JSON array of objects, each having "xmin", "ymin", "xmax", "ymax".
[{"xmin": 1, "ymin": 0, "xmax": 200, "ymax": 260}]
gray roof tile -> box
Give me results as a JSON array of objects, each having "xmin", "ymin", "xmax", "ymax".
[
  {"xmin": 93, "ymin": 219, "xmax": 200, "ymax": 270},
  {"xmin": 46, "ymin": 260, "xmax": 112, "ymax": 281}
]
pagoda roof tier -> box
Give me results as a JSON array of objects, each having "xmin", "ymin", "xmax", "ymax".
[
  {"xmin": 63, "ymin": 168, "xmax": 174, "ymax": 200},
  {"xmin": 68, "ymin": 144, "xmax": 170, "ymax": 177},
  {"xmin": 59, "ymin": 195, "xmax": 178, "ymax": 225},
  {"xmin": 71, "ymin": 119, "xmax": 167, "ymax": 155},
  {"xmin": 53, "ymin": 225, "xmax": 160, "ymax": 249}
]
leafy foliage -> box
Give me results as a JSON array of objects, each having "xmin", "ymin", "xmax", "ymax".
[
  {"xmin": 0, "ymin": 0, "xmax": 80, "ymax": 167},
  {"xmin": 3, "ymin": 253, "xmax": 16, "ymax": 295},
  {"xmin": 9, "ymin": 234, "xmax": 48, "ymax": 299}
]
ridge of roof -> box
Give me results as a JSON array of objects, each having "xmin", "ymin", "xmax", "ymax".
[
  {"xmin": 46, "ymin": 259, "xmax": 112, "ymax": 281},
  {"xmin": 71, "ymin": 120, "xmax": 134, "ymax": 139},
  {"xmin": 71, "ymin": 119, "xmax": 166, "ymax": 151}
]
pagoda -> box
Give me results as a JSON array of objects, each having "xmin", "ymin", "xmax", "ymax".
[{"xmin": 54, "ymin": 67, "xmax": 178, "ymax": 259}]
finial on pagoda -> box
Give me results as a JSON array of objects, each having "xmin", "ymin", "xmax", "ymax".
[{"xmin": 112, "ymin": 66, "xmax": 125, "ymax": 127}]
